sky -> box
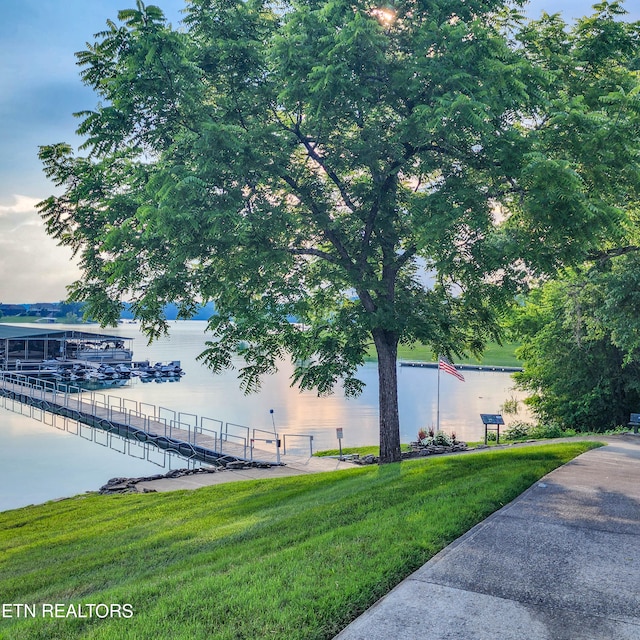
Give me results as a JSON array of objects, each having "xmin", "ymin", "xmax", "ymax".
[{"xmin": 1, "ymin": 0, "xmax": 638, "ymax": 304}]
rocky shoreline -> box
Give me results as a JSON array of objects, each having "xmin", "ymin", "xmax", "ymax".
[
  {"xmin": 99, "ymin": 442, "xmax": 474, "ymax": 493},
  {"xmin": 98, "ymin": 460, "xmax": 277, "ymax": 494},
  {"xmin": 348, "ymin": 442, "xmax": 470, "ymax": 465}
]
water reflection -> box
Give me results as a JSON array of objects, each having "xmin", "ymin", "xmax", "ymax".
[
  {"xmin": 103, "ymin": 321, "xmax": 525, "ymax": 447},
  {"xmin": 0, "ymin": 410, "xmax": 186, "ymax": 512},
  {"xmin": 0, "ymin": 321, "xmax": 527, "ymax": 511}
]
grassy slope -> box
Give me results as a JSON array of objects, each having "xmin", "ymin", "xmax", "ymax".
[{"xmin": 0, "ymin": 442, "xmax": 599, "ymax": 640}]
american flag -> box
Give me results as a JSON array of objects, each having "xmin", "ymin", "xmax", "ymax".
[{"xmin": 438, "ymin": 356, "xmax": 465, "ymax": 382}]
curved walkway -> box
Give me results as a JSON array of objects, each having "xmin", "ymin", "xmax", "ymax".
[
  {"xmin": 334, "ymin": 434, "xmax": 640, "ymax": 640},
  {"xmin": 131, "ymin": 434, "xmax": 640, "ymax": 638}
]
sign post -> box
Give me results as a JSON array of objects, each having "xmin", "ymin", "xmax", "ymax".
[
  {"xmin": 480, "ymin": 414, "xmax": 504, "ymax": 445},
  {"xmin": 336, "ymin": 427, "xmax": 343, "ymax": 460}
]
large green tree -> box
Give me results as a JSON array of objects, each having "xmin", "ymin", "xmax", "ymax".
[{"xmin": 38, "ymin": 0, "xmax": 639, "ymax": 462}]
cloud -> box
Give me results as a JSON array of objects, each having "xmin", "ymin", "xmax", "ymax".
[
  {"xmin": 0, "ymin": 194, "xmax": 81, "ymax": 303},
  {"xmin": 0, "ymin": 195, "xmax": 44, "ymax": 236},
  {"xmin": 0, "ymin": 194, "xmax": 42, "ymax": 215}
]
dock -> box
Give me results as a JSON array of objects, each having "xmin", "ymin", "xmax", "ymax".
[
  {"xmin": 399, "ymin": 361, "xmax": 523, "ymax": 373},
  {"xmin": 0, "ymin": 372, "xmax": 285, "ymax": 466}
]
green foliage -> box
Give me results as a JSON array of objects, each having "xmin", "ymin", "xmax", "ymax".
[
  {"xmin": 503, "ymin": 421, "xmax": 534, "ymax": 440},
  {"xmin": 503, "ymin": 421, "xmax": 574, "ymax": 441},
  {"xmin": 36, "ymin": 0, "xmax": 640, "ymax": 461},
  {"xmin": 0, "ymin": 443, "xmax": 598, "ymax": 639},
  {"xmin": 513, "ymin": 266, "xmax": 640, "ymax": 431},
  {"xmin": 529, "ymin": 423, "xmax": 571, "ymax": 439},
  {"xmin": 417, "ymin": 429, "xmax": 458, "ymax": 446},
  {"xmin": 434, "ymin": 431, "xmax": 455, "ymax": 446},
  {"xmin": 501, "ymin": 396, "xmax": 521, "ymax": 415}
]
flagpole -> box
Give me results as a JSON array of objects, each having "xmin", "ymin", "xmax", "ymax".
[
  {"xmin": 436, "ymin": 356, "xmax": 464, "ymax": 433},
  {"xmin": 436, "ymin": 359, "xmax": 441, "ymax": 432}
]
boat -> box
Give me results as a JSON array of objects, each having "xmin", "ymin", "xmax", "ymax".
[{"xmin": 131, "ymin": 360, "xmax": 185, "ymax": 378}]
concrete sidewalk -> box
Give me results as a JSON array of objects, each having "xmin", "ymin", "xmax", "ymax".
[{"xmin": 335, "ymin": 435, "xmax": 640, "ymax": 640}]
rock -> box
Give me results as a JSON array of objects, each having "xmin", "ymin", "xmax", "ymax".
[
  {"xmin": 104, "ymin": 483, "xmax": 130, "ymax": 491},
  {"xmin": 405, "ymin": 441, "xmax": 469, "ymax": 458},
  {"xmin": 103, "ymin": 477, "xmax": 129, "ymax": 487},
  {"xmin": 225, "ymin": 460, "xmax": 247, "ymax": 470},
  {"xmin": 97, "ymin": 465, "xmax": 218, "ymax": 493},
  {"xmin": 352, "ymin": 454, "xmax": 378, "ymax": 465}
]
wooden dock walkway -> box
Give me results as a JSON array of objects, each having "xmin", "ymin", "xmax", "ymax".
[{"xmin": 0, "ymin": 372, "xmax": 283, "ymax": 466}]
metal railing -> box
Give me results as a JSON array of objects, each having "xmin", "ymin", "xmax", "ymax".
[
  {"xmin": 0, "ymin": 379, "xmax": 199, "ymax": 471},
  {"xmin": 251, "ymin": 428, "xmax": 281, "ymax": 464},
  {"xmin": 282, "ymin": 433, "xmax": 314, "ymax": 456},
  {"xmin": 0, "ymin": 371, "xmax": 304, "ymax": 465}
]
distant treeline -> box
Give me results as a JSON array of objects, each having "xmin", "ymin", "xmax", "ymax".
[
  {"xmin": 0, "ymin": 302, "xmax": 84, "ymax": 319},
  {"xmin": 120, "ymin": 302, "xmax": 216, "ymax": 321},
  {"xmin": 0, "ymin": 301, "xmax": 216, "ymax": 321}
]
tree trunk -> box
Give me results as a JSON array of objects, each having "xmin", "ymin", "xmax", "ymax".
[{"xmin": 373, "ymin": 328, "xmax": 401, "ymax": 463}]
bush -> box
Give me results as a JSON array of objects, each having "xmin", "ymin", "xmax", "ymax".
[
  {"xmin": 434, "ymin": 431, "xmax": 453, "ymax": 446},
  {"xmin": 504, "ymin": 421, "xmax": 534, "ymax": 441},
  {"xmin": 416, "ymin": 429, "xmax": 457, "ymax": 447},
  {"xmin": 513, "ymin": 274, "xmax": 640, "ymax": 432},
  {"xmin": 504, "ymin": 421, "xmax": 577, "ymax": 441},
  {"xmin": 529, "ymin": 423, "xmax": 569, "ymax": 439}
]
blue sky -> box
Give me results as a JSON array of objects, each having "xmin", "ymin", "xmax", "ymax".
[{"xmin": 0, "ymin": 0, "xmax": 638, "ymax": 303}]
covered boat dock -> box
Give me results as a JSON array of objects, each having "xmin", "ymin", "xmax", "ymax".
[{"xmin": 0, "ymin": 325, "xmax": 133, "ymax": 371}]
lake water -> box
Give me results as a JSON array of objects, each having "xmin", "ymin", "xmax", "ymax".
[{"xmin": 0, "ymin": 321, "xmax": 526, "ymax": 511}]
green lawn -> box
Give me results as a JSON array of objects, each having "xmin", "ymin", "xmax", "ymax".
[
  {"xmin": 366, "ymin": 341, "xmax": 522, "ymax": 367},
  {"xmin": 0, "ymin": 316, "xmax": 51, "ymax": 323},
  {"xmin": 314, "ymin": 444, "xmax": 414, "ymax": 457},
  {"xmin": 0, "ymin": 442, "xmax": 599, "ymax": 640}
]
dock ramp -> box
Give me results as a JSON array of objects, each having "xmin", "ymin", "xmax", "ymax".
[{"xmin": 0, "ymin": 372, "xmax": 283, "ymax": 466}]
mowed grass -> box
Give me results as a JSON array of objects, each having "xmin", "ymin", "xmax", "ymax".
[
  {"xmin": 313, "ymin": 444, "xmax": 414, "ymax": 457},
  {"xmin": 365, "ymin": 341, "xmax": 522, "ymax": 367},
  {"xmin": 0, "ymin": 442, "xmax": 599, "ymax": 640}
]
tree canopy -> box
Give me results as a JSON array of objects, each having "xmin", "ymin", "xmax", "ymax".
[
  {"xmin": 38, "ymin": 0, "xmax": 640, "ymax": 461},
  {"xmin": 512, "ymin": 264, "xmax": 640, "ymax": 431}
]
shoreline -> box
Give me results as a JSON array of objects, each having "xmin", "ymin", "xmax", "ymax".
[
  {"xmin": 399, "ymin": 361, "xmax": 523, "ymax": 372},
  {"xmin": 3, "ymin": 435, "xmax": 635, "ymax": 513}
]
